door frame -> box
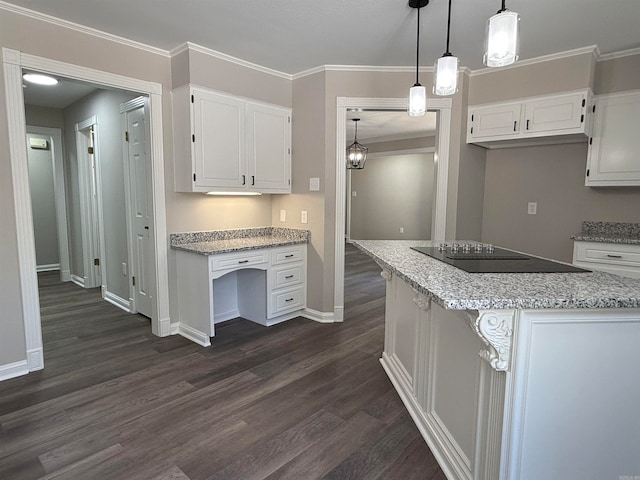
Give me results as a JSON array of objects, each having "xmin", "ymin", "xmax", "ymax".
[
  {"xmin": 334, "ymin": 97, "xmax": 452, "ymax": 322},
  {"xmin": 120, "ymin": 95, "xmax": 151, "ymax": 315},
  {"xmin": 2, "ymin": 47, "xmax": 170, "ymax": 372},
  {"xmin": 26, "ymin": 125, "xmax": 71, "ymax": 282},
  {"xmin": 75, "ymin": 116, "xmax": 105, "ymax": 289}
]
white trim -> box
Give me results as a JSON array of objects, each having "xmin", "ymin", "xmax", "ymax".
[
  {"xmin": 2, "ymin": 50, "xmax": 43, "ymax": 375},
  {"xmin": 2, "ymin": 48, "xmax": 171, "ymax": 378},
  {"xmin": 366, "ymin": 147, "xmax": 435, "ymax": 159},
  {"xmin": 293, "ymin": 64, "xmax": 435, "ymax": 80},
  {"xmin": 0, "ymin": 360, "xmax": 29, "ymax": 381},
  {"xmin": 26, "ymin": 347, "xmax": 43, "ymax": 371},
  {"xmin": 36, "ymin": 263, "xmax": 60, "ymax": 272},
  {"xmin": 470, "ymin": 45, "xmax": 599, "ymax": 77},
  {"xmin": 71, "ymin": 274, "xmax": 85, "ymax": 288},
  {"xmin": 171, "ymin": 42, "xmax": 292, "ymax": 80},
  {"xmin": 598, "ymin": 46, "xmax": 640, "ymax": 61},
  {"xmin": 334, "ymin": 97, "xmax": 451, "ymax": 324},
  {"xmin": 0, "ymin": 1, "xmax": 169, "ymax": 58},
  {"xmin": 301, "ymin": 308, "xmax": 338, "ymax": 323},
  {"xmin": 103, "ymin": 290, "xmax": 132, "ymax": 313},
  {"xmin": 176, "ymin": 322, "xmax": 211, "ymax": 347}
]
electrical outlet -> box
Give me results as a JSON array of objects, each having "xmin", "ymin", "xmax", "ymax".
[
  {"xmin": 527, "ymin": 202, "xmax": 537, "ymax": 215},
  {"xmin": 400, "ymin": 227, "xmax": 404, "ymax": 234},
  {"xmin": 279, "ymin": 209, "xmax": 286, "ymax": 222},
  {"xmin": 309, "ymin": 177, "xmax": 320, "ymax": 191},
  {"xmin": 352, "ymin": 191, "xmax": 357, "ymax": 197},
  {"xmin": 301, "ymin": 210, "xmax": 308, "ymax": 224}
]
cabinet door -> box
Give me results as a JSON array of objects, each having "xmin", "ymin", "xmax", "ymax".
[
  {"xmin": 523, "ymin": 93, "xmax": 586, "ymax": 134},
  {"xmin": 193, "ymin": 89, "xmax": 245, "ymax": 189},
  {"xmin": 246, "ymin": 102, "xmax": 291, "ymax": 193},
  {"xmin": 468, "ymin": 102, "xmax": 521, "ymax": 140},
  {"xmin": 586, "ymin": 92, "xmax": 640, "ymax": 186}
]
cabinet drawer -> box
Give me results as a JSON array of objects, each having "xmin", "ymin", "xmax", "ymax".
[
  {"xmin": 271, "ymin": 264, "xmax": 304, "ymax": 288},
  {"xmin": 574, "ymin": 242, "xmax": 640, "ymax": 267},
  {"xmin": 271, "ymin": 246, "xmax": 304, "ymax": 265},
  {"xmin": 270, "ymin": 286, "xmax": 305, "ymax": 316},
  {"xmin": 210, "ymin": 250, "xmax": 268, "ymax": 272}
]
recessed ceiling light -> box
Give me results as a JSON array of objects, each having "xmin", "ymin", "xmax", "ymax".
[{"xmin": 22, "ymin": 73, "xmax": 58, "ymax": 86}]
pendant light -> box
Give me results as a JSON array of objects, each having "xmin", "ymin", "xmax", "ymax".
[
  {"xmin": 346, "ymin": 118, "xmax": 368, "ymax": 169},
  {"xmin": 483, "ymin": 0, "xmax": 520, "ymax": 67},
  {"xmin": 408, "ymin": 0, "xmax": 429, "ymax": 117},
  {"xmin": 433, "ymin": 0, "xmax": 459, "ymax": 95}
]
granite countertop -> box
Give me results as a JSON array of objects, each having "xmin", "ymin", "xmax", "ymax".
[
  {"xmin": 571, "ymin": 221, "xmax": 640, "ymax": 245},
  {"xmin": 351, "ymin": 239, "xmax": 640, "ymax": 311},
  {"xmin": 170, "ymin": 227, "xmax": 309, "ymax": 255}
]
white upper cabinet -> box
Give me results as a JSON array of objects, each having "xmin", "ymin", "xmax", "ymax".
[
  {"xmin": 585, "ymin": 91, "xmax": 640, "ymax": 187},
  {"xmin": 173, "ymin": 85, "xmax": 292, "ymax": 193},
  {"xmin": 467, "ymin": 89, "xmax": 591, "ymax": 148}
]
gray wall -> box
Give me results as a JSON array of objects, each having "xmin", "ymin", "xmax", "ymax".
[
  {"xmin": 350, "ymin": 153, "xmax": 434, "ymax": 240},
  {"xmin": 27, "ymin": 132, "xmax": 60, "ymax": 268},
  {"xmin": 25, "ymin": 105, "xmax": 64, "ymax": 129}
]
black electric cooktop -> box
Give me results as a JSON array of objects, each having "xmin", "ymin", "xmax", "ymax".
[{"xmin": 410, "ymin": 246, "xmax": 590, "ymax": 274}]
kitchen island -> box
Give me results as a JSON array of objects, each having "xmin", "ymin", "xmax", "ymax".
[{"xmin": 352, "ymin": 239, "xmax": 640, "ymax": 480}]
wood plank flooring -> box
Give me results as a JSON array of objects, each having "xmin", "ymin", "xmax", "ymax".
[{"xmin": 0, "ymin": 245, "xmax": 444, "ymax": 480}]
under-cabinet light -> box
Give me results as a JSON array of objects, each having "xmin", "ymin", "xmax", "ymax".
[{"xmin": 205, "ymin": 192, "xmax": 262, "ymax": 196}]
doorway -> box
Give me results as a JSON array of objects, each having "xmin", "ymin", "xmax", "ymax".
[
  {"xmin": 3, "ymin": 48, "xmax": 169, "ymax": 373},
  {"xmin": 334, "ymin": 96, "xmax": 452, "ymax": 322}
]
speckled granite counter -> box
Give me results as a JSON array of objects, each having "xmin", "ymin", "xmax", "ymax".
[
  {"xmin": 351, "ymin": 239, "xmax": 640, "ymax": 310},
  {"xmin": 170, "ymin": 227, "xmax": 309, "ymax": 255},
  {"xmin": 571, "ymin": 221, "xmax": 640, "ymax": 245}
]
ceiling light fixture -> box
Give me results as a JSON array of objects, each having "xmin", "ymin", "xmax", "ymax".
[
  {"xmin": 483, "ymin": 0, "xmax": 520, "ymax": 67},
  {"xmin": 408, "ymin": 0, "xmax": 428, "ymax": 117},
  {"xmin": 433, "ymin": 0, "xmax": 459, "ymax": 96},
  {"xmin": 346, "ymin": 118, "xmax": 367, "ymax": 170},
  {"xmin": 22, "ymin": 73, "xmax": 58, "ymax": 86}
]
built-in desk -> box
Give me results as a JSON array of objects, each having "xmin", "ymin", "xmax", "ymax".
[{"xmin": 171, "ymin": 227, "xmax": 309, "ymax": 347}]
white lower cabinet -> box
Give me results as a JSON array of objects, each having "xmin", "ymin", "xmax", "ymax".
[
  {"xmin": 175, "ymin": 244, "xmax": 306, "ymax": 346},
  {"xmin": 573, "ymin": 241, "xmax": 640, "ymax": 278}
]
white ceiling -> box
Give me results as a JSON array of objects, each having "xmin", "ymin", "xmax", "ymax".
[
  {"xmin": 22, "ymin": 71, "xmax": 97, "ymax": 109},
  {"xmin": 2, "ymin": 0, "xmax": 640, "ymax": 76},
  {"xmin": 346, "ymin": 110, "xmax": 438, "ymax": 143}
]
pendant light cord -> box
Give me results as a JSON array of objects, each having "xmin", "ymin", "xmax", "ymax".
[
  {"xmin": 415, "ymin": 5, "xmax": 421, "ymax": 86},
  {"xmin": 445, "ymin": 0, "xmax": 452, "ymax": 55},
  {"xmin": 498, "ymin": 0, "xmax": 506, "ymax": 13}
]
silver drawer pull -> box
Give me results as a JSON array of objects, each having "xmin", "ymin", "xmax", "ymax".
[
  {"xmin": 238, "ymin": 260, "xmax": 249, "ymax": 264},
  {"xmin": 285, "ymin": 254, "xmax": 295, "ymax": 258},
  {"xmin": 606, "ymin": 254, "xmax": 623, "ymax": 259},
  {"xmin": 285, "ymin": 298, "xmax": 294, "ymax": 302},
  {"xmin": 285, "ymin": 275, "xmax": 294, "ymax": 279}
]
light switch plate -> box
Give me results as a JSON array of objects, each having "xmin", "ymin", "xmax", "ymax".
[
  {"xmin": 301, "ymin": 210, "xmax": 308, "ymax": 224},
  {"xmin": 528, "ymin": 202, "xmax": 537, "ymax": 215},
  {"xmin": 309, "ymin": 177, "xmax": 320, "ymax": 191},
  {"xmin": 279, "ymin": 209, "xmax": 286, "ymax": 222}
]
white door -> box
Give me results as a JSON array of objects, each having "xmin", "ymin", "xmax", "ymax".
[{"xmin": 123, "ymin": 99, "xmax": 153, "ymax": 317}]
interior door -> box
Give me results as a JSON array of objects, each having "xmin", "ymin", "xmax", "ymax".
[{"xmin": 125, "ymin": 100, "xmax": 153, "ymax": 317}]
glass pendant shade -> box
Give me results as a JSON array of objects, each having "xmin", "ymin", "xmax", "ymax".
[
  {"xmin": 408, "ymin": 84, "xmax": 427, "ymax": 117},
  {"xmin": 433, "ymin": 55, "xmax": 459, "ymax": 95},
  {"xmin": 346, "ymin": 119, "xmax": 367, "ymax": 169},
  {"xmin": 484, "ymin": 10, "xmax": 520, "ymax": 67}
]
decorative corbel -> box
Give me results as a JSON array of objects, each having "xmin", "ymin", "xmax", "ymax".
[{"xmin": 466, "ymin": 310, "xmax": 515, "ymax": 372}]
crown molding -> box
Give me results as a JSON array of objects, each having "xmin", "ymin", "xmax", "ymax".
[
  {"xmin": 470, "ymin": 45, "xmax": 599, "ymax": 77},
  {"xmin": 0, "ymin": 0, "xmax": 170, "ymax": 58},
  {"xmin": 170, "ymin": 42, "xmax": 293, "ymax": 80},
  {"xmin": 598, "ymin": 46, "xmax": 640, "ymax": 61},
  {"xmin": 293, "ymin": 64, "xmax": 436, "ymax": 80}
]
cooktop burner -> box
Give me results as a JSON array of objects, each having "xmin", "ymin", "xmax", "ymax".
[{"xmin": 410, "ymin": 245, "xmax": 590, "ymax": 273}]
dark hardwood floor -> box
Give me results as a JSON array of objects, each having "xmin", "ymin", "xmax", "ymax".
[{"xmin": 0, "ymin": 245, "xmax": 444, "ymax": 480}]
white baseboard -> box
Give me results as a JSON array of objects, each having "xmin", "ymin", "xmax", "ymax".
[
  {"xmin": 60, "ymin": 269, "xmax": 71, "ymax": 282},
  {"xmin": 214, "ymin": 308, "xmax": 240, "ymax": 324},
  {"xmin": 0, "ymin": 359, "xmax": 29, "ymax": 382},
  {"xmin": 27, "ymin": 347, "xmax": 44, "ymax": 371},
  {"xmin": 176, "ymin": 323, "xmax": 211, "ymax": 347},
  {"xmin": 103, "ymin": 290, "xmax": 132, "ymax": 312},
  {"xmin": 36, "ymin": 263, "xmax": 60, "ymax": 272},
  {"xmin": 158, "ymin": 317, "xmax": 172, "ymax": 337},
  {"xmin": 301, "ymin": 307, "xmax": 338, "ymax": 323},
  {"xmin": 70, "ymin": 274, "xmax": 85, "ymax": 288}
]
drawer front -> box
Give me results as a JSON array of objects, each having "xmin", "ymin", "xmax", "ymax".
[
  {"xmin": 272, "ymin": 264, "xmax": 304, "ymax": 289},
  {"xmin": 211, "ymin": 251, "xmax": 269, "ymax": 272},
  {"xmin": 575, "ymin": 243, "xmax": 640, "ymax": 267},
  {"xmin": 270, "ymin": 286, "xmax": 305, "ymax": 316},
  {"xmin": 271, "ymin": 245, "xmax": 305, "ymax": 265}
]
